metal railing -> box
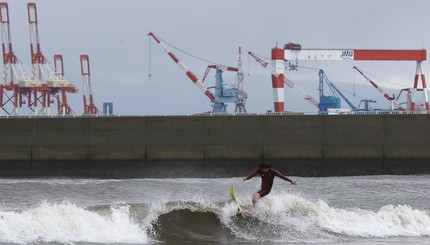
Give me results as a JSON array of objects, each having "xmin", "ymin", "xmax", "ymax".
[{"xmin": 0, "ymin": 109, "xmax": 428, "ymax": 119}]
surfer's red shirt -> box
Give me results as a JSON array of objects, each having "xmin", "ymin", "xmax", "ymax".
[{"xmin": 244, "ymin": 168, "xmax": 293, "ymax": 197}]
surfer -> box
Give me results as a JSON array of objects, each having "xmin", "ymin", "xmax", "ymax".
[{"xmin": 243, "ymin": 162, "xmax": 296, "ymax": 205}]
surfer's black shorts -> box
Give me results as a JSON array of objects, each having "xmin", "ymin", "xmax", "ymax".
[{"xmin": 258, "ymin": 188, "xmax": 271, "ymax": 198}]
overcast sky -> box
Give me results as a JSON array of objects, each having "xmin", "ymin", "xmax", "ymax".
[{"xmin": 3, "ymin": 0, "xmax": 430, "ymax": 115}]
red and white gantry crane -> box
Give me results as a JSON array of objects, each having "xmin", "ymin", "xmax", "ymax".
[
  {"xmin": 0, "ymin": 2, "xmax": 42, "ymax": 115},
  {"xmin": 27, "ymin": 2, "xmax": 76, "ymax": 115},
  {"xmin": 271, "ymin": 45, "xmax": 428, "ymax": 113}
]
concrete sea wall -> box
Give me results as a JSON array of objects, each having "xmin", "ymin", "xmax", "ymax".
[{"xmin": 0, "ymin": 114, "xmax": 429, "ymax": 178}]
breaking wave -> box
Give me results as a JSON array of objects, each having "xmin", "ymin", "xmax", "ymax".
[
  {"xmin": 219, "ymin": 193, "xmax": 430, "ymax": 243},
  {"xmin": 0, "ymin": 201, "xmax": 147, "ymax": 244},
  {"xmin": 0, "ymin": 193, "xmax": 429, "ymax": 244}
]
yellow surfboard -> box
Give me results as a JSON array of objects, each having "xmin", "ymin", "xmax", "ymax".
[{"xmin": 230, "ymin": 186, "xmax": 243, "ymax": 213}]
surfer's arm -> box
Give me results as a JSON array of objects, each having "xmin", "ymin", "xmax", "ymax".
[
  {"xmin": 243, "ymin": 169, "xmax": 259, "ymax": 181},
  {"xmin": 274, "ymin": 170, "xmax": 297, "ymax": 185}
]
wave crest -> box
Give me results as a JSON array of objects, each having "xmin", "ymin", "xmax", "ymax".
[
  {"xmin": 219, "ymin": 193, "xmax": 430, "ymax": 242},
  {"xmin": 0, "ymin": 201, "xmax": 148, "ymax": 244},
  {"xmin": 1, "ymin": 193, "xmax": 429, "ymax": 244}
]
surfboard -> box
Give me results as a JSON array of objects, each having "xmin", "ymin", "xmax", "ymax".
[
  {"xmin": 230, "ymin": 186, "xmax": 252, "ymax": 217},
  {"xmin": 229, "ymin": 186, "xmax": 243, "ymax": 213}
]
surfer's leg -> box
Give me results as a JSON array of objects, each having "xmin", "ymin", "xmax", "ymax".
[
  {"xmin": 253, "ymin": 189, "xmax": 271, "ymax": 205},
  {"xmin": 252, "ymin": 193, "xmax": 260, "ymax": 205}
]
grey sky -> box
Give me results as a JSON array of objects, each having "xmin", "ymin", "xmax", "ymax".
[{"xmin": 4, "ymin": 0, "xmax": 430, "ymax": 115}]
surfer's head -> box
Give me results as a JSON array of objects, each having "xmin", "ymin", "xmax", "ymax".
[{"xmin": 259, "ymin": 162, "xmax": 271, "ymax": 170}]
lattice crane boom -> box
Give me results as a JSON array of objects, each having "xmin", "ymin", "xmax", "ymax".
[
  {"xmin": 202, "ymin": 65, "xmax": 238, "ymax": 83},
  {"xmin": 148, "ymin": 32, "xmax": 216, "ymax": 102},
  {"xmin": 353, "ymin": 66, "xmax": 403, "ymax": 110},
  {"xmin": 248, "ymin": 51, "xmax": 268, "ymax": 68}
]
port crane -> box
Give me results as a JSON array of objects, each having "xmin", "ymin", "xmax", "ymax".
[
  {"xmin": 201, "ymin": 64, "xmax": 239, "ymax": 113},
  {"xmin": 27, "ymin": 2, "xmax": 77, "ymax": 115},
  {"xmin": 80, "ymin": 54, "xmax": 100, "ymax": 115},
  {"xmin": 319, "ymin": 69, "xmax": 377, "ymax": 112},
  {"xmin": 0, "ymin": 2, "xmax": 42, "ymax": 115},
  {"xmin": 318, "ymin": 69, "xmax": 342, "ymax": 111},
  {"xmin": 271, "ymin": 44, "xmax": 428, "ymax": 112},
  {"xmin": 148, "ymin": 32, "xmax": 242, "ymax": 113}
]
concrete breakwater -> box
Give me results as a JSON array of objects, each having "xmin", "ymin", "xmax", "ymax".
[{"xmin": 0, "ymin": 114, "xmax": 429, "ymax": 178}]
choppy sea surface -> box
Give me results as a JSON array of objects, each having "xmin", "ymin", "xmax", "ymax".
[{"xmin": 0, "ymin": 175, "xmax": 429, "ymax": 244}]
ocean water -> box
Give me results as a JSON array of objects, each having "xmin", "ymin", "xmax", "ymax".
[{"xmin": 0, "ymin": 175, "xmax": 429, "ymax": 244}]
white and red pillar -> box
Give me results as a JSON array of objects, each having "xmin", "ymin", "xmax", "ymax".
[
  {"xmin": 271, "ymin": 48, "xmax": 285, "ymax": 112},
  {"xmin": 411, "ymin": 61, "xmax": 430, "ymax": 113}
]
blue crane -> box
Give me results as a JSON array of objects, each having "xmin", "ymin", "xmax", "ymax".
[
  {"xmin": 319, "ymin": 69, "xmax": 377, "ymax": 112},
  {"xmin": 203, "ymin": 65, "xmax": 239, "ymax": 113},
  {"xmin": 318, "ymin": 69, "xmax": 342, "ymax": 111}
]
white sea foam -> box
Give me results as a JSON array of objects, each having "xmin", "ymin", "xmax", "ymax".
[
  {"xmin": 317, "ymin": 202, "xmax": 430, "ymax": 237},
  {"xmin": 0, "ymin": 201, "xmax": 148, "ymax": 244},
  {"xmin": 221, "ymin": 192, "xmax": 430, "ymax": 242}
]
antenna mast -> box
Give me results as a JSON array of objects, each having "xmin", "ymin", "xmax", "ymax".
[{"xmin": 235, "ymin": 47, "xmax": 247, "ymax": 113}]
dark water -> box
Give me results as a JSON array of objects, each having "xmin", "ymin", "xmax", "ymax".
[{"xmin": 0, "ymin": 175, "xmax": 429, "ymax": 244}]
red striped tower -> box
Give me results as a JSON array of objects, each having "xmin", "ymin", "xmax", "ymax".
[
  {"xmin": 249, "ymin": 51, "xmax": 319, "ymax": 109},
  {"xmin": 271, "ymin": 48, "xmax": 285, "ymax": 112},
  {"xmin": 411, "ymin": 61, "xmax": 430, "ymax": 112}
]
